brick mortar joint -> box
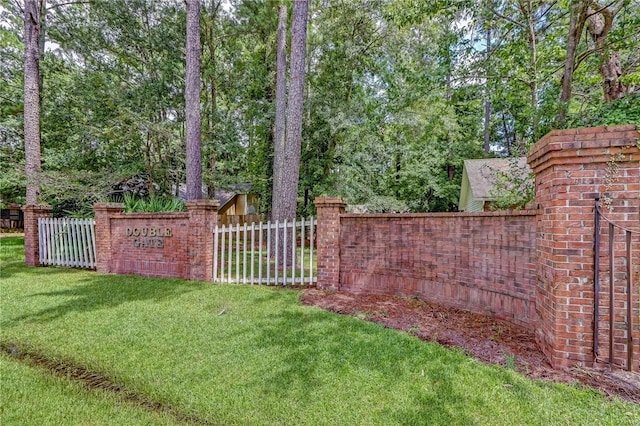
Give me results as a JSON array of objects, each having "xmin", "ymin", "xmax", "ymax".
[
  {"xmin": 527, "ymin": 136, "xmax": 640, "ymax": 174},
  {"xmin": 531, "ymin": 125, "xmax": 638, "ymax": 152},
  {"xmin": 22, "ymin": 204, "xmax": 53, "ymax": 212}
]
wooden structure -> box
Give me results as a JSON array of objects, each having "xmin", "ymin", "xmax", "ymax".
[
  {"xmin": 217, "ymin": 190, "xmax": 261, "ymax": 226},
  {"xmin": 458, "ymin": 157, "xmax": 531, "ymax": 212},
  {"xmin": 0, "ymin": 204, "xmax": 24, "ymax": 230},
  {"xmin": 175, "ymin": 184, "xmax": 261, "ymax": 226}
]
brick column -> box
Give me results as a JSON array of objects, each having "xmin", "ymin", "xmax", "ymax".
[
  {"xmin": 186, "ymin": 200, "xmax": 219, "ymax": 281},
  {"xmin": 315, "ymin": 197, "xmax": 346, "ymax": 290},
  {"xmin": 93, "ymin": 203, "xmax": 124, "ymax": 274},
  {"xmin": 22, "ymin": 205, "xmax": 52, "ymax": 266},
  {"xmin": 528, "ymin": 125, "xmax": 640, "ymax": 369}
]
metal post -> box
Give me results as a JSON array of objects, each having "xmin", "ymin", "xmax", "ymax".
[
  {"xmin": 213, "ymin": 226, "xmax": 219, "ymax": 281},
  {"xmin": 609, "ymin": 222, "xmax": 615, "ymax": 369},
  {"xmin": 243, "ymin": 222, "xmax": 247, "ymax": 284},
  {"xmin": 594, "ymin": 200, "xmax": 601, "ymax": 359},
  {"xmin": 250, "ymin": 223, "xmax": 255, "ymax": 285},
  {"xmin": 220, "ymin": 225, "xmax": 225, "ymax": 282},
  {"xmin": 626, "ymin": 231, "xmax": 633, "ymax": 371}
]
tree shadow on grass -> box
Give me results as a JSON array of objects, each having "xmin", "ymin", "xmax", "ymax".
[
  {"xmin": 231, "ymin": 307, "xmax": 479, "ymax": 425},
  {"xmin": 4, "ymin": 273, "xmax": 207, "ymax": 326},
  {"xmin": 0, "ymin": 237, "xmax": 30, "ymax": 279},
  {"xmin": 0, "ymin": 237, "xmax": 89, "ymax": 281}
]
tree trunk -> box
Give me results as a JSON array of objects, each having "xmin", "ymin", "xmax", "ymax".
[
  {"xmin": 585, "ymin": 2, "xmax": 626, "ymax": 102},
  {"xmin": 273, "ymin": 0, "xmax": 308, "ymax": 222},
  {"xmin": 601, "ymin": 52, "xmax": 627, "ymax": 102},
  {"xmin": 206, "ymin": 1, "xmax": 220, "ymax": 199},
  {"xmin": 185, "ymin": 0, "xmax": 202, "ymax": 200},
  {"xmin": 24, "ymin": 0, "xmax": 42, "ymax": 205},
  {"xmin": 270, "ymin": 1, "xmax": 308, "ymax": 272},
  {"xmin": 271, "ymin": 4, "xmax": 288, "ymax": 220},
  {"xmin": 558, "ymin": 2, "xmax": 588, "ymax": 122},
  {"xmin": 522, "ymin": 0, "xmax": 538, "ymax": 139},
  {"xmin": 38, "ymin": 0, "xmax": 46, "ymax": 107},
  {"xmin": 483, "ymin": 23, "xmax": 491, "ymax": 154}
]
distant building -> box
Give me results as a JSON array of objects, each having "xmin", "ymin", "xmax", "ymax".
[
  {"xmin": 176, "ymin": 183, "xmax": 260, "ymax": 225},
  {"xmin": 0, "ymin": 203, "xmax": 23, "ymax": 230},
  {"xmin": 458, "ymin": 157, "xmax": 531, "ymax": 212}
]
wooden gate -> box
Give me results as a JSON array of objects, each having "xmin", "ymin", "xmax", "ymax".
[
  {"xmin": 213, "ymin": 217, "xmax": 316, "ymax": 286},
  {"xmin": 38, "ymin": 217, "xmax": 97, "ymax": 269}
]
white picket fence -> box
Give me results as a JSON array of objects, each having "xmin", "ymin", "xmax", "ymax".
[
  {"xmin": 213, "ymin": 217, "xmax": 316, "ymax": 285},
  {"xmin": 38, "ymin": 218, "xmax": 97, "ymax": 269}
]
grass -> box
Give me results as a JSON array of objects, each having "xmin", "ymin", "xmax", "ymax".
[
  {"xmin": 1, "ymin": 235, "xmax": 639, "ymax": 425},
  {"xmin": 0, "ymin": 353, "xmax": 177, "ymax": 425}
]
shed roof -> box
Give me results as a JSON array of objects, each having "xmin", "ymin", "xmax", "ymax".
[
  {"xmin": 175, "ymin": 183, "xmax": 253, "ymax": 206},
  {"xmin": 463, "ymin": 157, "xmax": 530, "ymax": 201}
]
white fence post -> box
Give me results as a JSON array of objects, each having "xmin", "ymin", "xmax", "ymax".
[
  {"xmin": 37, "ymin": 217, "xmax": 97, "ymax": 269},
  {"xmin": 212, "ymin": 217, "xmax": 316, "ymax": 286}
]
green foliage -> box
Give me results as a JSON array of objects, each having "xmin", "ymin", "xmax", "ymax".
[
  {"xmin": 567, "ymin": 93, "xmax": 640, "ymax": 128},
  {"xmin": 123, "ymin": 193, "xmax": 185, "ymax": 213},
  {"xmin": 487, "ymin": 159, "xmax": 535, "ymax": 211},
  {"xmin": 504, "ymin": 354, "xmax": 517, "ymax": 371},
  {"xmin": 38, "ymin": 170, "xmax": 120, "ymax": 217},
  {"xmin": 0, "ymin": 165, "xmax": 26, "ymax": 206},
  {"xmin": 0, "ymin": 6, "xmax": 25, "ymax": 207},
  {"xmin": 361, "ymin": 195, "xmax": 410, "ymax": 213},
  {"xmin": 4, "ymin": 0, "xmax": 639, "ymax": 214}
]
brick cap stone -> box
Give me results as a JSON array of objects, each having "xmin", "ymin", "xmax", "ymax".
[
  {"xmin": 22, "ymin": 204, "xmax": 52, "ymax": 212},
  {"xmin": 93, "ymin": 202, "xmax": 125, "ymax": 211},
  {"xmin": 528, "ymin": 125, "xmax": 639, "ymax": 174},
  {"xmin": 342, "ymin": 210, "xmax": 537, "ymax": 219},
  {"xmin": 185, "ymin": 199, "xmax": 219, "ymax": 210},
  {"xmin": 314, "ymin": 196, "xmax": 347, "ymax": 208},
  {"xmin": 113, "ymin": 212, "xmax": 189, "ymax": 219}
]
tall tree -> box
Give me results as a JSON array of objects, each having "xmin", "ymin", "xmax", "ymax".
[
  {"xmin": 585, "ymin": 1, "xmax": 627, "ymax": 102},
  {"xmin": 270, "ymin": 4, "xmax": 287, "ymax": 220},
  {"xmin": 558, "ymin": 1, "xmax": 635, "ymax": 120},
  {"xmin": 23, "ymin": 0, "xmax": 42, "ymax": 205},
  {"xmin": 483, "ymin": 8, "xmax": 492, "ymax": 154},
  {"xmin": 4, "ymin": 0, "xmax": 637, "ymax": 216},
  {"xmin": 559, "ymin": 1, "xmax": 589, "ymax": 121},
  {"xmin": 272, "ymin": 0, "xmax": 308, "ymax": 221},
  {"xmin": 185, "ymin": 0, "xmax": 202, "ymax": 200},
  {"xmin": 202, "ymin": 0, "xmax": 221, "ymax": 198}
]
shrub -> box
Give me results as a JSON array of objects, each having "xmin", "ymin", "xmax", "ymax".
[{"xmin": 123, "ymin": 193, "xmax": 186, "ymax": 213}]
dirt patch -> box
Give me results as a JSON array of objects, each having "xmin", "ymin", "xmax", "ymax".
[
  {"xmin": 301, "ymin": 289, "xmax": 640, "ymax": 403},
  {"xmin": 0, "ymin": 232, "xmax": 24, "ymax": 237},
  {"xmin": 1, "ymin": 342, "xmax": 213, "ymax": 425}
]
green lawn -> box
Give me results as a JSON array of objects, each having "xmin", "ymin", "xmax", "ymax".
[
  {"xmin": 0, "ymin": 353, "xmax": 177, "ymax": 425},
  {"xmin": 1, "ymin": 236, "xmax": 638, "ymax": 425}
]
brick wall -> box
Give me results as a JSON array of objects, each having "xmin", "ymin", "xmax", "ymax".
[
  {"xmin": 529, "ymin": 125, "xmax": 639, "ymax": 370},
  {"xmin": 22, "ymin": 205, "xmax": 52, "ymax": 266},
  {"xmin": 317, "ymin": 125, "xmax": 639, "ymax": 371},
  {"xmin": 337, "ymin": 211, "xmax": 538, "ymax": 329},
  {"xmin": 315, "ymin": 197, "xmax": 346, "ymax": 291},
  {"xmin": 105, "ymin": 211, "xmax": 190, "ymax": 278},
  {"xmin": 93, "ymin": 200, "xmax": 218, "ymax": 281},
  {"xmin": 23, "ymin": 124, "xmax": 638, "ymax": 371}
]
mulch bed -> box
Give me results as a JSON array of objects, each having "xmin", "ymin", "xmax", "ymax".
[{"xmin": 300, "ymin": 289, "xmax": 640, "ymax": 403}]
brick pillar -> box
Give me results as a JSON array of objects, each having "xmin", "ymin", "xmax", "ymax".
[
  {"xmin": 186, "ymin": 200, "xmax": 219, "ymax": 281},
  {"xmin": 314, "ymin": 197, "xmax": 346, "ymax": 290},
  {"xmin": 528, "ymin": 125, "xmax": 640, "ymax": 369},
  {"xmin": 93, "ymin": 203, "xmax": 124, "ymax": 274},
  {"xmin": 22, "ymin": 205, "xmax": 52, "ymax": 266}
]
